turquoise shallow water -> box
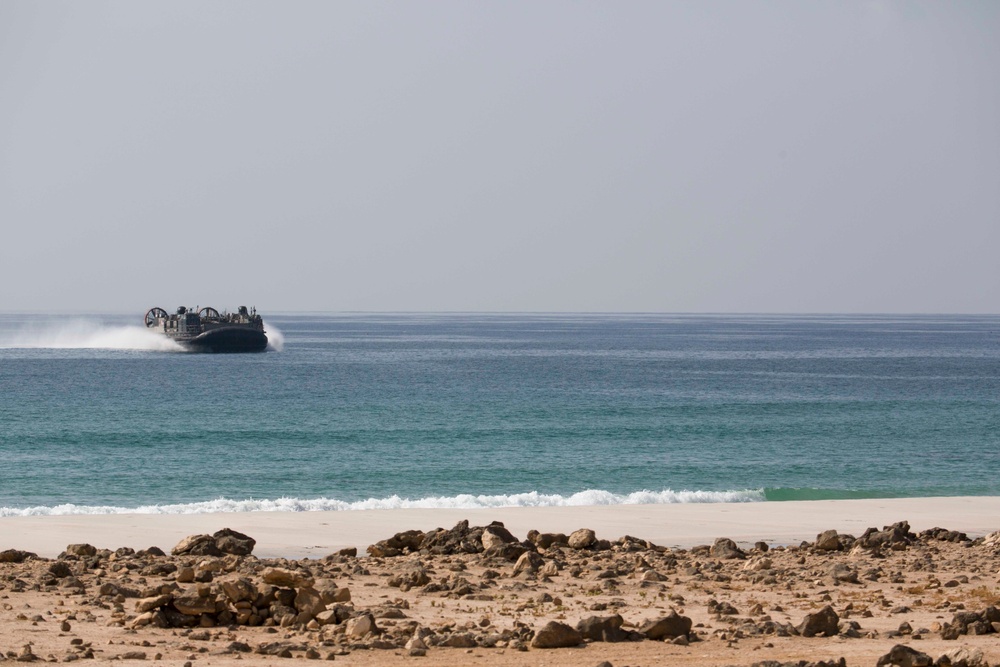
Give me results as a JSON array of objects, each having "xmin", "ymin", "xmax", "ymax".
[{"xmin": 0, "ymin": 313, "xmax": 998, "ymax": 514}]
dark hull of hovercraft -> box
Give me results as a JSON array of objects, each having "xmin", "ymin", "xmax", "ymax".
[{"xmin": 172, "ymin": 327, "xmax": 268, "ymax": 353}]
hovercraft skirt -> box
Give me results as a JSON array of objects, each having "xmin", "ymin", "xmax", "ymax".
[{"xmin": 185, "ymin": 327, "xmax": 268, "ymax": 353}]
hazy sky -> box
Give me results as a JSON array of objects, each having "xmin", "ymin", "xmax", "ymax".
[{"xmin": 1, "ymin": 1, "xmax": 997, "ymax": 314}]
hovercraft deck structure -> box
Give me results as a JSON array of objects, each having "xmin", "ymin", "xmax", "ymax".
[{"xmin": 145, "ymin": 306, "xmax": 268, "ymax": 353}]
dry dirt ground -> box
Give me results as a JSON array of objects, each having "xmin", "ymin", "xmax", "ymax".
[{"xmin": 2, "ymin": 520, "xmax": 998, "ymax": 667}]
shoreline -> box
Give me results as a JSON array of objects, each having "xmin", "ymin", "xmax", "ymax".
[
  {"xmin": 2, "ymin": 497, "xmax": 999, "ymax": 666},
  {"xmin": 3, "ymin": 496, "xmax": 998, "ymax": 558}
]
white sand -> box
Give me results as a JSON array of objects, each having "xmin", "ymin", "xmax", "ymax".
[{"xmin": 3, "ymin": 496, "xmax": 998, "ymax": 559}]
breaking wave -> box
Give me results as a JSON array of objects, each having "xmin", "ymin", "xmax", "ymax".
[
  {"xmin": 0, "ymin": 488, "xmax": 767, "ymax": 516},
  {"xmin": 0, "ymin": 319, "xmax": 183, "ymax": 351}
]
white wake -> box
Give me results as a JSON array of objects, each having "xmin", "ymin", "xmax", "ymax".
[{"xmin": 0, "ymin": 319, "xmax": 184, "ymax": 351}]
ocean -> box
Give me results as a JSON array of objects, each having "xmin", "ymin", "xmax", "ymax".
[{"xmin": 0, "ymin": 313, "xmax": 997, "ymax": 516}]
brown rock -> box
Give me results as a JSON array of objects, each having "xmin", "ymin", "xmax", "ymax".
[
  {"xmin": 367, "ymin": 529, "xmax": 426, "ymax": 557},
  {"xmin": 829, "ymin": 563, "xmax": 859, "ymax": 584},
  {"xmin": 640, "ymin": 611, "xmax": 692, "ymax": 640},
  {"xmin": 293, "ymin": 586, "xmax": 325, "ymax": 617},
  {"xmin": 539, "ymin": 561, "xmax": 561, "ymax": 578},
  {"xmin": 419, "ymin": 520, "xmax": 484, "ymax": 555},
  {"xmin": 531, "ymin": 532, "xmax": 569, "ymax": 549},
  {"xmin": 171, "ymin": 534, "xmax": 221, "ymax": 557},
  {"xmin": 135, "ymin": 595, "xmax": 172, "ymax": 613},
  {"xmin": 513, "ymin": 551, "xmax": 545, "ymax": 576},
  {"xmin": 64, "ymin": 544, "xmax": 98, "ymax": 558},
  {"xmin": 314, "ymin": 609, "xmax": 338, "ymax": 626},
  {"xmin": 531, "ymin": 620, "xmax": 583, "ymax": 648},
  {"xmin": 576, "ymin": 614, "xmax": 628, "ymax": 642},
  {"xmin": 858, "ymin": 521, "xmax": 915, "ymax": 549},
  {"xmin": 481, "ymin": 523, "xmax": 518, "ymax": 550},
  {"xmin": 709, "ymin": 537, "xmax": 745, "ymax": 559},
  {"xmin": 220, "ymin": 578, "xmax": 257, "ymax": 603},
  {"xmin": 937, "ymin": 647, "xmax": 987, "ymax": 667},
  {"xmin": 346, "ymin": 613, "xmax": 377, "ymax": 637},
  {"xmin": 47, "ymin": 561, "xmax": 73, "ymax": 578},
  {"xmin": 876, "ymin": 644, "xmax": 933, "ymax": 667},
  {"xmin": 568, "ymin": 529, "xmax": 597, "ymax": 549},
  {"xmin": 0, "ymin": 549, "xmax": 37, "ymax": 563},
  {"xmin": 261, "ymin": 567, "xmax": 314, "ymax": 589},
  {"xmin": 440, "ymin": 632, "xmax": 478, "ymax": 648},
  {"xmin": 212, "ymin": 528, "xmax": 255, "ymax": 556},
  {"xmin": 797, "ymin": 605, "xmax": 840, "ymax": 638},
  {"xmin": 171, "ymin": 591, "xmax": 217, "ymax": 616},
  {"xmin": 388, "ymin": 566, "xmax": 431, "ymax": 589},
  {"xmin": 815, "ymin": 529, "xmax": 841, "ymax": 551}
]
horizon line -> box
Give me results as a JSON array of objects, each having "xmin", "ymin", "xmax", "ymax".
[{"xmin": 1, "ymin": 309, "xmax": 999, "ymax": 317}]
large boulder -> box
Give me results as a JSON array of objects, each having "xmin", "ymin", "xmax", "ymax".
[
  {"xmin": 567, "ymin": 529, "xmax": 597, "ymax": 550},
  {"xmin": 576, "ymin": 614, "xmax": 628, "ymax": 642},
  {"xmin": 529, "ymin": 531, "xmax": 568, "ymax": 549},
  {"xmin": 640, "ymin": 611, "xmax": 692, "ymax": 640},
  {"xmin": 797, "ymin": 605, "xmax": 839, "ymax": 638},
  {"xmin": 367, "ymin": 529, "xmax": 425, "ymax": 557},
  {"xmin": 937, "ymin": 647, "xmax": 987, "ymax": 667},
  {"xmin": 876, "ymin": 644, "xmax": 933, "ymax": 667},
  {"xmin": 293, "ymin": 587, "xmax": 325, "ymax": 617},
  {"xmin": 484, "ymin": 542, "xmax": 528, "ymax": 562},
  {"xmin": 220, "ymin": 578, "xmax": 257, "ymax": 603},
  {"xmin": 0, "ymin": 549, "xmax": 38, "ymax": 563},
  {"xmin": 172, "ymin": 534, "xmax": 222, "ymax": 557},
  {"xmin": 419, "ymin": 520, "xmax": 485, "ymax": 555},
  {"xmin": 47, "ymin": 561, "xmax": 73, "ymax": 578},
  {"xmin": 857, "ymin": 521, "xmax": 915, "ymax": 549},
  {"xmin": 531, "ymin": 621, "xmax": 583, "ymax": 648},
  {"xmin": 512, "ymin": 551, "xmax": 545, "ymax": 576},
  {"xmin": 919, "ymin": 527, "xmax": 970, "ymax": 543},
  {"xmin": 346, "ymin": 613, "xmax": 377, "ymax": 638},
  {"xmin": 64, "ymin": 544, "xmax": 98, "ymax": 558},
  {"xmin": 943, "ymin": 607, "xmax": 998, "ymax": 637},
  {"xmin": 815, "ymin": 529, "xmax": 842, "ymax": 551},
  {"xmin": 743, "ymin": 556, "xmax": 772, "ymax": 572},
  {"xmin": 135, "ymin": 594, "xmax": 172, "ymax": 613},
  {"xmin": 481, "ymin": 523, "xmax": 518, "ymax": 550},
  {"xmin": 261, "ymin": 567, "xmax": 315, "ymax": 589},
  {"xmin": 213, "ymin": 528, "xmax": 256, "ymax": 555},
  {"xmin": 171, "ymin": 591, "xmax": 217, "ymax": 616},
  {"xmin": 710, "ymin": 537, "xmax": 745, "ymax": 560}
]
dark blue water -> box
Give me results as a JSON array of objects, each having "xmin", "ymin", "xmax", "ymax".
[{"xmin": 0, "ymin": 313, "xmax": 998, "ymax": 515}]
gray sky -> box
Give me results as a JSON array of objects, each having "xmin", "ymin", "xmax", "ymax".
[{"xmin": 1, "ymin": 1, "xmax": 997, "ymax": 314}]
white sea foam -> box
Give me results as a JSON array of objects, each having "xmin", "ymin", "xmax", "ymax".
[
  {"xmin": 0, "ymin": 319, "xmax": 183, "ymax": 351},
  {"xmin": 0, "ymin": 489, "xmax": 766, "ymax": 517}
]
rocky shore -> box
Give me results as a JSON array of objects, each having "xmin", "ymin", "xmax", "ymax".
[{"xmin": 1, "ymin": 519, "xmax": 999, "ymax": 666}]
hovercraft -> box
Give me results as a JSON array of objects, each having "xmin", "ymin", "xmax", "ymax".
[{"xmin": 144, "ymin": 305, "xmax": 268, "ymax": 353}]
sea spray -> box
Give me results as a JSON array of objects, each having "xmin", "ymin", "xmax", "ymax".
[
  {"xmin": 0, "ymin": 319, "xmax": 184, "ymax": 351},
  {"xmin": 263, "ymin": 320, "xmax": 285, "ymax": 352}
]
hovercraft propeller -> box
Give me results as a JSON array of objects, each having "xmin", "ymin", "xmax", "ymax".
[{"xmin": 144, "ymin": 307, "xmax": 168, "ymax": 327}]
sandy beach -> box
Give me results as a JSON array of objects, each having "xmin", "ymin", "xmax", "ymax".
[
  {"xmin": 4, "ymin": 496, "xmax": 1000, "ymax": 558},
  {"xmin": 1, "ymin": 497, "xmax": 999, "ymax": 666}
]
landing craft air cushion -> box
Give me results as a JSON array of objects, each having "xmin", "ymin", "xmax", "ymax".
[{"xmin": 144, "ymin": 306, "xmax": 268, "ymax": 353}]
